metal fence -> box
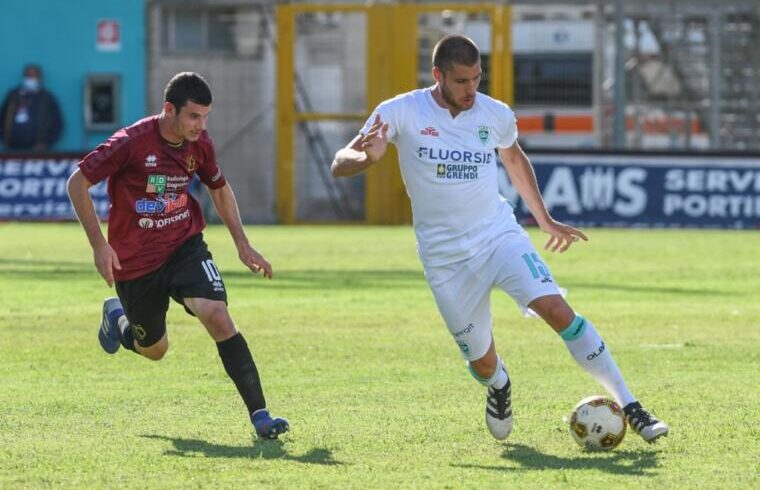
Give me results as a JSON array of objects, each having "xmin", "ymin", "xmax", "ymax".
[{"xmin": 510, "ymin": 0, "xmax": 760, "ymax": 151}]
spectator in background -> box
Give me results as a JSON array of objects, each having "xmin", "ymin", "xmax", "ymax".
[{"xmin": 0, "ymin": 64, "xmax": 63, "ymax": 151}]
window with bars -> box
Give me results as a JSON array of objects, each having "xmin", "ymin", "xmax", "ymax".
[
  {"xmin": 161, "ymin": 7, "xmax": 263, "ymax": 55},
  {"xmin": 514, "ymin": 53, "xmax": 592, "ymax": 106}
]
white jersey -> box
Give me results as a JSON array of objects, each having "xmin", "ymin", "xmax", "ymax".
[{"xmin": 362, "ymin": 88, "xmax": 522, "ymax": 267}]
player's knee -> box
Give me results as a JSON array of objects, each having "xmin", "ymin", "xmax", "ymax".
[
  {"xmin": 141, "ymin": 340, "xmax": 169, "ymax": 361},
  {"xmin": 553, "ymin": 304, "xmax": 576, "ymax": 330},
  {"xmin": 470, "ymin": 355, "xmax": 497, "ymax": 378},
  {"xmin": 204, "ymin": 304, "xmax": 236, "ymax": 339},
  {"xmin": 532, "ymin": 297, "xmax": 574, "ymax": 329}
]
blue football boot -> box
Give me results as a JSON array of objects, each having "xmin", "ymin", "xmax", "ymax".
[
  {"xmin": 98, "ymin": 297, "xmax": 124, "ymax": 354},
  {"xmin": 251, "ymin": 409, "xmax": 290, "ymax": 439}
]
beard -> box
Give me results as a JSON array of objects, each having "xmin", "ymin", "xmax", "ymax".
[{"xmin": 440, "ymin": 83, "xmax": 474, "ymax": 112}]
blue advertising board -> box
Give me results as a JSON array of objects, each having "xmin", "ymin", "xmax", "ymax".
[
  {"xmin": 0, "ymin": 155, "xmax": 108, "ymax": 220},
  {"xmin": 2, "ymin": 152, "xmax": 758, "ymax": 227},
  {"xmin": 499, "ymin": 153, "xmax": 760, "ymax": 229}
]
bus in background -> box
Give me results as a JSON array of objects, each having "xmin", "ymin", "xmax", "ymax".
[
  {"xmin": 513, "ymin": 12, "xmax": 709, "ymax": 150},
  {"xmin": 513, "ymin": 18, "xmax": 597, "ymax": 149}
]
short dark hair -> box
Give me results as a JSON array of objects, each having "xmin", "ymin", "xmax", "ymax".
[
  {"xmin": 432, "ymin": 35, "xmax": 481, "ymax": 73},
  {"xmin": 23, "ymin": 63, "xmax": 42, "ymax": 78},
  {"xmin": 163, "ymin": 72, "xmax": 212, "ymax": 111}
]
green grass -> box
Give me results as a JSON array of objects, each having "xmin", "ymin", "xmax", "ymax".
[{"xmin": 1, "ymin": 223, "xmax": 758, "ymax": 489}]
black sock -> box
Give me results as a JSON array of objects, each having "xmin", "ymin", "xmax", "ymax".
[
  {"xmin": 216, "ymin": 332, "xmax": 267, "ymax": 414},
  {"xmin": 120, "ymin": 322, "xmax": 136, "ymax": 352}
]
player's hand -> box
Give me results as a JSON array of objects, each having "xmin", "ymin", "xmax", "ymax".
[
  {"xmin": 357, "ymin": 114, "xmax": 389, "ymax": 162},
  {"xmin": 239, "ymin": 244, "xmax": 273, "ymax": 279},
  {"xmin": 539, "ymin": 218, "xmax": 588, "ymax": 253},
  {"xmin": 93, "ymin": 242, "xmax": 121, "ymax": 287}
]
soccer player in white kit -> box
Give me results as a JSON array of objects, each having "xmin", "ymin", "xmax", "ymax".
[{"xmin": 331, "ymin": 35, "xmax": 668, "ymax": 443}]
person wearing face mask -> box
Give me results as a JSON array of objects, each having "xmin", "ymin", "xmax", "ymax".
[{"xmin": 0, "ymin": 64, "xmax": 63, "ymax": 151}]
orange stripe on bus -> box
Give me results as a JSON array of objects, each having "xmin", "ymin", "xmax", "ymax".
[
  {"xmin": 517, "ymin": 114, "xmax": 594, "ymax": 133},
  {"xmin": 517, "ymin": 115, "xmax": 544, "ymax": 132},
  {"xmin": 518, "ymin": 114, "xmax": 702, "ymax": 134},
  {"xmin": 555, "ymin": 115, "xmax": 594, "ymax": 132}
]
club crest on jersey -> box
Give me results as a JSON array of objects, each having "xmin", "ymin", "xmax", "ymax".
[
  {"xmin": 420, "ymin": 126, "xmax": 439, "ymax": 137},
  {"xmin": 477, "ymin": 126, "xmax": 490, "ymax": 145},
  {"xmin": 184, "ymin": 154, "xmax": 197, "ymax": 172},
  {"xmin": 144, "ymin": 154, "xmax": 158, "ymax": 167}
]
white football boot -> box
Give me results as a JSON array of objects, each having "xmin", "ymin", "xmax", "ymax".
[
  {"xmin": 486, "ymin": 379, "xmax": 513, "ymax": 440},
  {"xmin": 623, "ymin": 401, "xmax": 669, "ymax": 443}
]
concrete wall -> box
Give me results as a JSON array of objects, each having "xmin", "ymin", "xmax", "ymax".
[{"xmin": 147, "ymin": 4, "xmax": 276, "ymax": 223}]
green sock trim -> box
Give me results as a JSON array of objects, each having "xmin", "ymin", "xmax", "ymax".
[
  {"xmin": 468, "ymin": 362, "xmax": 491, "ymax": 385},
  {"xmin": 468, "ymin": 358, "xmax": 507, "ymax": 386},
  {"xmin": 559, "ymin": 315, "xmax": 587, "ymax": 341}
]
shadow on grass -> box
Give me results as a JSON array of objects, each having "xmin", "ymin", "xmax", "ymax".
[
  {"xmin": 0, "ymin": 258, "xmax": 730, "ymax": 296},
  {"xmin": 141, "ymin": 434, "xmax": 345, "ymax": 466},
  {"xmin": 0, "ymin": 258, "xmax": 93, "ymax": 278},
  {"xmin": 224, "ymin": 269, "xmax": 425, "ymax": 291},
  {"xmin": 453, "ymin": 443, "xmax": 660, "ymax": 476},
  {"xmin": 0, "ymin": 259, "xmax": 426, "ymax": 290}
]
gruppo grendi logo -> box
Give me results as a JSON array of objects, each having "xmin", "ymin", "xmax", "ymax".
[{"xmin": 418, "ymin": 147, "xmax": 491, "ymax": 181}]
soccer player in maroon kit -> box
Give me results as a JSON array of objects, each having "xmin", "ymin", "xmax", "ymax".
[{"xmin": 67, "ymin": 72, "xmax": 289, "ymax": 439}]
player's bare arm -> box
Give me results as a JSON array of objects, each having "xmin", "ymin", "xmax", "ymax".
[
  {"xmin": 207, "ymin": 183, "xmax": 272, "ymax": 278},
  {"xmin": 66, "ymin": 169, "xmax": 121, "ymax": 286},
  {"xmin": 498, "ymin": 143, "xmax": 588, "ymax": 253},
  {"xmin": 331, "ymin": 114, "xmax": 389, "ymax": 177}
]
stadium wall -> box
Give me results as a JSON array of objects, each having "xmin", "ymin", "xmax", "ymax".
[
  {"xmin": 0, "ymin": 0, "xmax": 146, "ymax": 151},
  {"xmin": 146, "ymin": 4, "xmax": 277, "ymax": 224}
]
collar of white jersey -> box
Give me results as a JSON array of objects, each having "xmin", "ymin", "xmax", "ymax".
[{"xmin": 424, "ymin": 87, "xmax": 476, "ymax": 120}]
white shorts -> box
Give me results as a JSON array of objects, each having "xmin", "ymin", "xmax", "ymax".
[{"xmin": 424, "ymin": 230, "xmax": 561, "ymax": 361}]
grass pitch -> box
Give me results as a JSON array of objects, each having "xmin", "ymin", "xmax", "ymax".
[{"xmin": 0, "ymin": 223, "xmax": 758, "ymax": 489}]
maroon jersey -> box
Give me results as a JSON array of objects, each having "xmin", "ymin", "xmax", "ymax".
[{"xmin": 79, "ymin": 115, "xmax": 227, "ymax": 281}]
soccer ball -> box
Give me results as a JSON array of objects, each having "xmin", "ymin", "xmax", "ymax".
[{"xmin": 568, "ymin": 396, "xmax": 626, "ymax": 451}]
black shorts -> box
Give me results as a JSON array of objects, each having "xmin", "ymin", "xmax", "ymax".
[{"xmin": 115, "ymin": 234, "xmax": 227, "ymax": 347}]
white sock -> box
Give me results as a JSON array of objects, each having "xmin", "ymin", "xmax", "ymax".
[
  {"xmin": 559, "ymin": 315, "xmax": 636, "ymax": 406},
  {"xmin": 468, "ymin": 357, "xmax": 509, "ymax": 389},
  {"xmin": 489, "ymin": 362, "xmax": 509, "ymax": 390},
  {"xmin": 117, "ymin": 315, "xmax": 130, "ymax": 335}
]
